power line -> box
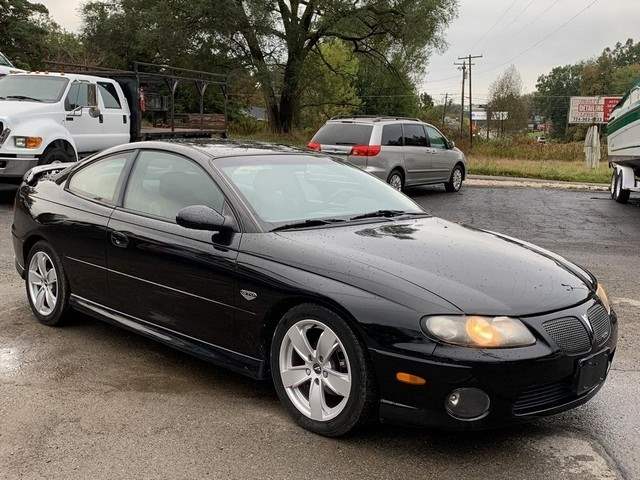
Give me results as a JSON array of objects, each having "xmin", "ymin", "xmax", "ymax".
[
  {"xmin": 469, "ymin": 0, "xmax": 519, "ymax": 52},
  {"xmin": 475, "ymin": 0, "xmax": 601, "ymax": 78}
]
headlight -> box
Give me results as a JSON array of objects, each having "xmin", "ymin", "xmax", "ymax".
[
  {"xmin": 596, "ymin": 283, "xmax": 611, "ymax": 314},
  {"xmin": 14, "ymin": 136, "xmax": 42, "ymax": 149},
  {"xmin": 422, "ymin": 315, "xmax": 536, "ymax": 348}
]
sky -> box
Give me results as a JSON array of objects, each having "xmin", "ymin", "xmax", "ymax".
[{"xmin": 38, "ymin": 0, "xmax": 638, "ymax": 104}]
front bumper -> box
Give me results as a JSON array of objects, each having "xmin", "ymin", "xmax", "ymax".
[
  {"xmin": 371, "ymin": 300, "xmax": 618, "ymax": 430},
  {"xmin": 0, "ymin": 155, "xmax": 39, "ymax": 180}
]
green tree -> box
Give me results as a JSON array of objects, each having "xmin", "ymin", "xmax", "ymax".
[
  {"xmin": 0, "ymin": 0, "xmax": 53, "ymax": 69},
  {"xmin": 534, "ymin": 64, "xmax": 583, "ymax": 139},
  {"xmin": 298, "ymin": 41, "xmax": 361, "ymax": 127}
]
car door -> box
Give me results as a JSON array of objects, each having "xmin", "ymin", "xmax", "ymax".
[
  {"xmin": 63, "ymin": 80, "xmax": 102, "ymax": 153},
  {"xmin": 56, "ymin": 150, "xmax": 133, "ymax": 305},
  {"xmin": 96, "ymin": 81, "xmax": 130, "ymax": 150},
  {"xmin": 425, "ymin": 125, "xmax": 457, "ymax": 182},
  {"xmin": 401, "ymin": 123, "xmax": 433, "ymax": 185},
  {"xmin": 105, "ymin": 149, "xmax": 241, "ymax": 349}
]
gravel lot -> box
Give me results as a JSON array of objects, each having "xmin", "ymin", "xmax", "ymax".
[{"xmin": 1, "ymin": 184, "xmax": 639, "ymax": 480}]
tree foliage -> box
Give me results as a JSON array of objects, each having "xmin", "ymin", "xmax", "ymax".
[{"xmin": 0, "ymin": 0, "xmax": 53, "ymax": 69}]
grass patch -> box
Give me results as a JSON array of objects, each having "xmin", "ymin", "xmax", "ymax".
[{"xmin": 468, "ymin": 156, "xmax": 611, "ymax": 184}]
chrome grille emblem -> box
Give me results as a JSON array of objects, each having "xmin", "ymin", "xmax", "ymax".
[{"xmin": 240, "ymin": 289, "xmax": 257, "ymax": 301}]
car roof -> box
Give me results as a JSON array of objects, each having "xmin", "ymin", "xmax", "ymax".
[
  {"xmin": 11, "ymin": 71, "xmax": 117, "ymax": 83},
  {"xmin": 326, "ymin": 116, "xmax": 424, "ymax": 125},
  {"xmin": 96, "ymin": 139, "xmax": 308, "ymax": 162}
]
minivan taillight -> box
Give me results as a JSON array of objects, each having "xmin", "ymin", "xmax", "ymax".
[
  {"xmin": 307, "ymin": 141, "xmax": 321, "ymax": 151},
  {"xmin": 350, "ymin": 145, "xmax": 381, "ymax": 157}
]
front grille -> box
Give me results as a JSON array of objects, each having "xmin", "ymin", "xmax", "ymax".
[
  {"xmin": 543, "ymin": 316, "xmax": 591, "ymax": 354},
  {"xmin": 513, "ymin": 380, "xmax": 574, "ymax": 414},
  {"xmin": 588, "ymin": 303, "xmax": 611, "ymax": 346}
]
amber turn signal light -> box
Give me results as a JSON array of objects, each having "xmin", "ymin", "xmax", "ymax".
[{"xmin": 396, "ymin": 372, "xmax": 426, "ymax": 385}]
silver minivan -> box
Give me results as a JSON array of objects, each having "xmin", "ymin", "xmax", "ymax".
[{"xmin": 308, "ymin": 116, "xmax": 467, "ymax": 192}]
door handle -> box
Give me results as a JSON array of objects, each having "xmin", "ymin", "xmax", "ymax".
[{"xmin": 111, "ymin": 231, "xmax": 129, "ymax": 248}]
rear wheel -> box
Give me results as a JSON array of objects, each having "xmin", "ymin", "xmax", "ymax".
[
  {"xmin": 445, "ymin": 164, "xmax": 464, "ymax": 192},
  {"xmin": 25, "ymin": 241, "xmax": 71, "ymax": 326},
  {"xmin": 611, "ymin": 169, "xmax": 630, "ymax": 204},
  {"xmin": 387, "ymin": 169, "xmax": 404, "ymax": 192},
  {"xmin": 271, "ymin": 304, "xmax": 377, "ymax": 437}
]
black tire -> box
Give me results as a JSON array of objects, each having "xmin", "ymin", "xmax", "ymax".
[
  {"xmin": 387, "ymin": 169, "xmax": 404, "ymax": 192},
  {"xmin": 612, "ymin": 170, "xmax": 630, "ymax": 204},
  {"xmin": 25, "ymin": 241, "xmax": 71, "ymax": 326},
  {"xmin": 270, "ymin": 303, "xmax": 377, "ymax": 437},
  {"xmin": 445, "ymin": 164, "xmax": 464, "ymax": 192},
  {"xmin": 38, "ymin": 144, "xmax": 74, "ymax": 166}
]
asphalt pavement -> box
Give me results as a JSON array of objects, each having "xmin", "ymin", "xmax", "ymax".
[{"xmin": 0, "ymin": 184, "xmax": 638, "ymax": 480}]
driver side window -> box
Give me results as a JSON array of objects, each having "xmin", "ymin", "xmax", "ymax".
[
  {"xmin": 65, "ymin": 82, "xmax": 97, "ymax": 111},
  {"xmin": 425, "ymin": 126, "xmax": 447, "ymax": 149}
]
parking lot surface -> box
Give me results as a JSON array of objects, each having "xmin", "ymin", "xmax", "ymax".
[{"xmin": 1, "ymin": 185, "xmax": 639, "ymax": 480}]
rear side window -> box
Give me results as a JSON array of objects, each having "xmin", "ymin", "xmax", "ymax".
[
  {"xmin": 403, "ymin": 124, "xmax": 427, "ymax": 147},
  {"xmin": 381, "ymin": 124, "xmax": 403, "ymax": 146},
  {"xmin": 98, "ymin": 82, "xmax": 122, "ymax": 109},
  {"xmin": 123, "ymin": 150, "xmax": 225, "ymax": 221},
  {"xmin": 68, "ymin": 152, "xmax": 130, "ymax": 203},
  {"xmin": 312, "ymin": 123, "xmax": 373, "ymax": 145},
  {"xmin": 425, "ymin": 125, "xmax": 447, "ymax": 149}
]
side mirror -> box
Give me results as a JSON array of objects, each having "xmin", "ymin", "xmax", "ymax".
[
  {"xmin": 448, "ymin": 140, "xmax": 455, "ymax": 149},
  {"xmin": 88, "ymin": 106, "xmax": 101, "ymax": 118},
  {"xmin": 176, "ymin": 205, "xmax": 232, "ymax": 232}
]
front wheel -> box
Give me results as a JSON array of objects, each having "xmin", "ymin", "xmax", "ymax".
[
  {"xmin": 445, "ymin": 164, "xmax": 464, "ymax": 192},
  {"xmin": 38, "ymin": 144, "xmax": 74, "ymax": 166},
  {"xmin": 271, "ymin": 304, "xmax": 377, "ymax": 436}
]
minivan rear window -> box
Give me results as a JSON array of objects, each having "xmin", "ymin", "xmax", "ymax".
[{"xmin": 312, "ymin": 123, "xmax": 373, "ymax": 145}]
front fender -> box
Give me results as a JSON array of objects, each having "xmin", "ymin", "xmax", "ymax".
[{"xmin": 4, "ymin": 118, "xmax": 77, "ymax": 157}]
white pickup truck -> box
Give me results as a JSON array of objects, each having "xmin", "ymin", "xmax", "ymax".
[
  {"xmin": 0, "ymin": 52, "xmax": 24, "ymax": 77},
  {"xmin": 0, "ymin": 72, "xmax": 132, "ymax": 181}
]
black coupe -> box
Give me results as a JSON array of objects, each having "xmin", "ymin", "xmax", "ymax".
[{"xmin": 11, "ymin": 141, "xmax": 617, "ymax": 436}]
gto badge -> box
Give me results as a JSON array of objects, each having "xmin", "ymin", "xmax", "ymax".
[{"xmin": 240, "ymin": 289, "xmax": 258, "ymax": 301}]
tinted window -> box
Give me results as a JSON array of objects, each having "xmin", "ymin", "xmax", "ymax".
[
  {"xmin": 425, "ymin": 125, "xmax": 447, "ymax": 149},
  {"xmin": 65, "ymin": 82, "xmax": 97, "ymax": 111},
  {"xmin": 124, "ymin": 151, "xmax": 225, "ymax": 221},
  {"xmin": 381, "ymin": 124, "xmax": 403, "ymax": 146},
  {"xmin": 312, "ymin": 123, "xmax": 373, "ymax": 145},
  {"xmin": 218, "ymin": 155, "xmax": 422, "ymax": 225},
  {"xmin": 0, "ymin": 53, "xmax": 13, "ymax": 67},
  {"xmin": 98, "ymin": 82, "xmax": 121, "ymax": 109},
  {"xmin": 68, "ymin": 153, "xmax": 129, "ymax": 203},
  {"xmin": 0, "ymin": 75, "xmax": 68, "ymax": 103},
  {"xmin": 403, "ymin": 124, "xmax": 427, "ymax": 147}
]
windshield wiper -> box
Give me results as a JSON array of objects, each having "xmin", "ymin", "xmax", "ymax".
[
  {"xmin": 271, "ymin": 218, "xmax": 346, "ymax": 232},
  {"xmin": 6, "ymin": 95, "xmax": 43, "ymax": 102}
]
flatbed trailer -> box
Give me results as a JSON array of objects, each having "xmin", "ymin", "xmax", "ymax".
[{"xmin": 46, "ymin": 61, "xmax": 229, "ymax": 142}]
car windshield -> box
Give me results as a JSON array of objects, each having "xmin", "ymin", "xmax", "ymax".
[
  {"xmin": 0, "ymin": 75, "xmax": 69, "ymax": 103},
  {"xmin": 216, "ymin": 154, "xmax": 423, "ymax": 228},
  {"xmin": 0, "ymin": 53, "xmax": 13, "ymax": 67}
]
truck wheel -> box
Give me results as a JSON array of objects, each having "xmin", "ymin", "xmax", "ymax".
[
  {"xmin": 612, "ymin": 170, "xmax": 630, "ymax": 204},
  {"xmin": 38, "ymin": 144, "xmax": 74, "ymax": 166}
]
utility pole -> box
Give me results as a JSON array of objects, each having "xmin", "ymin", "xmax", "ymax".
[
  {"xmin": 458, "ymin": 54, "xmax": 482, "ymax": 148},
  {"xmin": 441, "ymin": 93, "xmax": 449, "ymax": 128},
  {"xmin": 454, "ymin": 61, "xmax": 466, "ymax": 134}
]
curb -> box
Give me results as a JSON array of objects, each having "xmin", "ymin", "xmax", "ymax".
[{"xmin": 466, "ymin": 174, "xmax": 609, "ymax": 192}]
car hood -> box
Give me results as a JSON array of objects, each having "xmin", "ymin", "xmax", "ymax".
[
  {"xmin": 269, "ymin": 217, "xmax": 594, "ymax": 316},
  {"xmin": 0, "ymin": 100, "xmax": 57, "ymax": 121}
]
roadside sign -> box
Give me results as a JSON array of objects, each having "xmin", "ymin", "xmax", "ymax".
[
  {"xmin": 471, "ymin": 111, "xmax": 508, "ymax": 121},
  {"xmin": 568, "ymin": 96, "xmax": 622, "ymax": 124}
]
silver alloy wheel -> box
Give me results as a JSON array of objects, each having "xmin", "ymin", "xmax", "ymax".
[
  {"xmin": 28, "ymin": 251, "xmax": 58, "ymax": 316},
  {"xmin": 452, "ymin": 168, "xmax": 463, "ymax": 191},
  {"xmin": 279, "ymin": 319, "xmax": 351, "ymax": 422},
  {"xmin": 389, "ymin": 173, "xmax": 402, "ymax": 191}
]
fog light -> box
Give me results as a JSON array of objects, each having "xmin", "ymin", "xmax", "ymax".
[{"xmin": 445, "ymin": 388, "xmax": 490, "ymax": 421}]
